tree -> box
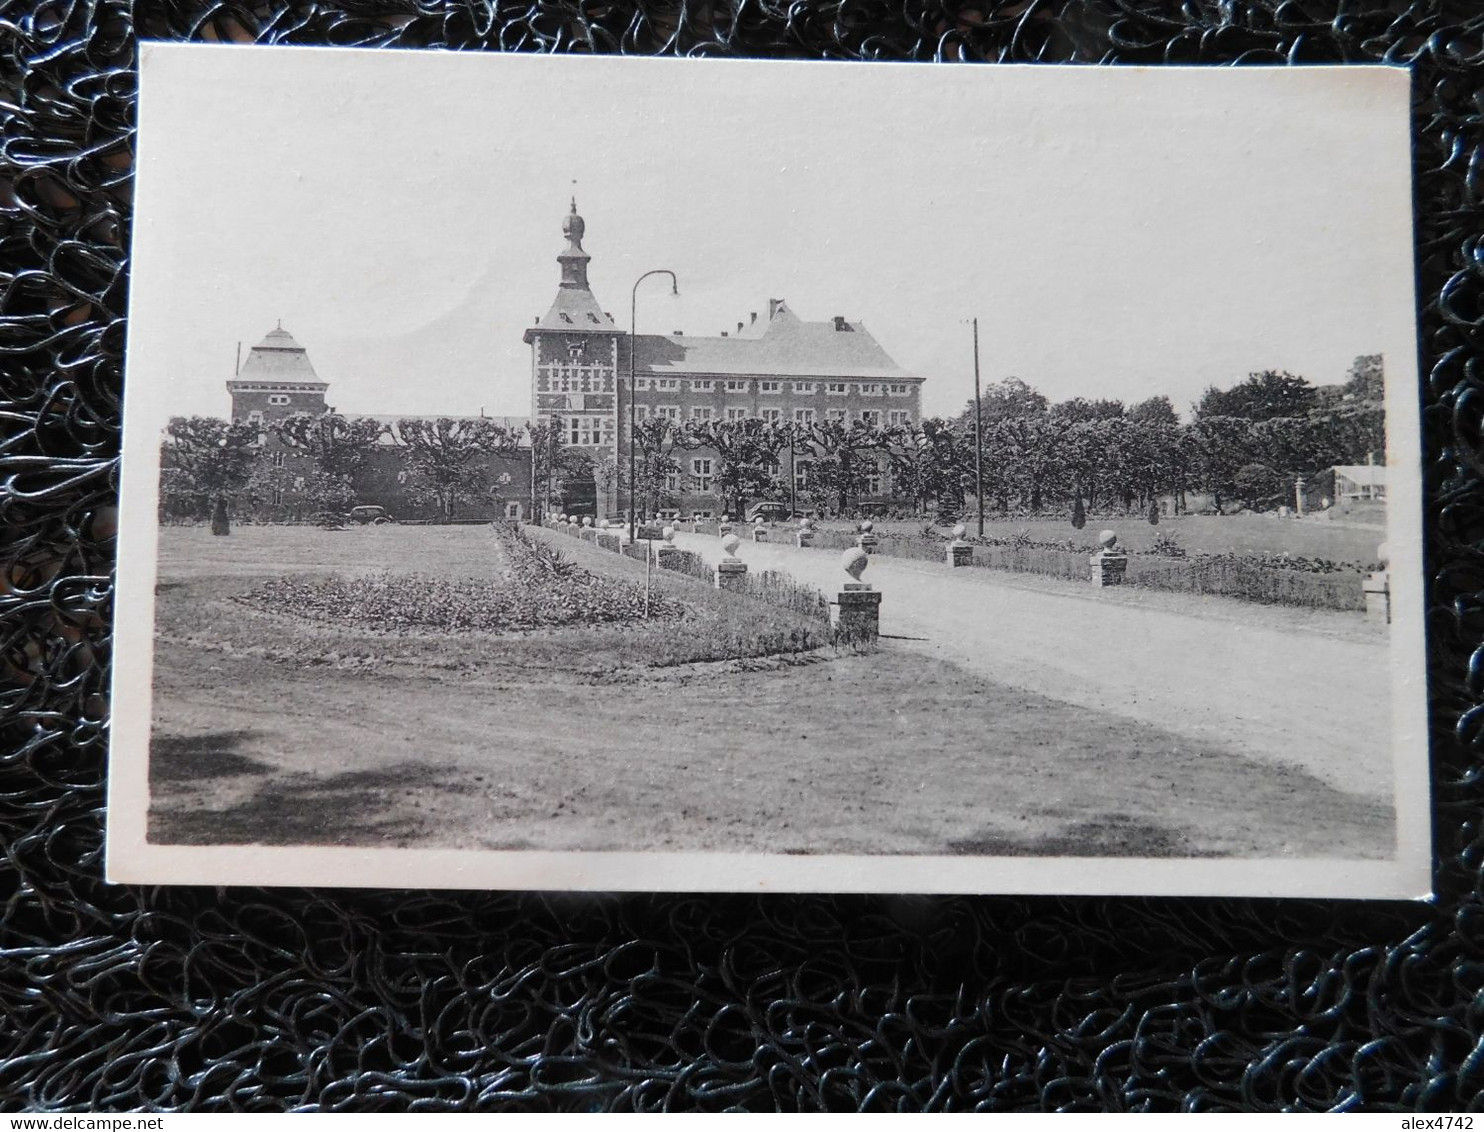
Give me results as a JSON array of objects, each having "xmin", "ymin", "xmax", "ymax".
[
  {"xmin": 594, "ymin": 455, "xmax": 620, "ymax": 516},
  {"xmin": 1071, "ymin": 495, "xmax": 1086, "ymax": 529},
  {"xmin": 1185, "ymin": 416, "xmax": 1256, "ymax": 511},
  {"xmin": 160, "ymin": 416, "xmax": 260, "ymax": 535},
  {"xmin": 1051, "ymin": 397, "xmax": 1125, "ymax": 422},
  {"xmin": 629, "ymin": 416, "xmax": 687, "ymax": 517},
  {"xmin": 1343, "ymin": 354, "xmax": 1384, "ymax": 402},
  {"xmin": 394, "ymin": 417, "xmax": 522, "ymax": 522},
  {"xmin": 1128, "ymin": 396, "xmax": 1179, "ymax": 425},
  {"xmin": 529, "ymin": 419, "xmax": 565, "ymax": 518},
  {"xmin": 883, "ymin": 418, "xmax": 967, "ymax": 516},
  {"xmin": 1195, "ymin": 370, "xmax": 1316, "ymax": 421},
  {"xmin": 686, "ymin": 418, "xmax": 792, "ymax": 517},
  {"xmin": 1233, "ymin": 462, "xmax": 1283, "ymax": 511},
  {"xmin": 271, "ymin": 413, "xmax": 385, "ymax": 491},
  {"xmin": 797, "ymin": 419, "xmax": 888, "ymax": 516}
]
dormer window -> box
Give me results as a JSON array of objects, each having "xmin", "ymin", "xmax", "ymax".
[
  {"xmin": 587, "ymin": 313, "xmax": 601, "ymax": 324},
  {"xmin": 559, "ymin": 313, "xmax": 573, "ymax": 323}
]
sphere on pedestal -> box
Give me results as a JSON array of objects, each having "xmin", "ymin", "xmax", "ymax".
[
  {"xmin": 842, "ymin": 547, "xmax": 869, "ymax": 581},
  {"xmin": 722, "ymin": 533, "xmax": 741, "ymax": 556},
  {"xmin": 952, "ymin": 523, "xmax": 966, "ymax": 540},
  {"xmin": 662, "ymin": 526, "xmax": 675, "ymax": 544},
  {"xmin": 859, "ymin": 520, "xmax": 874, "ymax": 533},
  {"xmin": 1376, "ymin": 541, "xmax": 1390, "ymax": 566},
  {"xmin": 1098, "ymin": 529, "xmax": 1118, "ymax": 550}
]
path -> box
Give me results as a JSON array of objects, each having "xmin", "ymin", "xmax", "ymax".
[{"xmin": 671, "ymin": 531, "xmax": 1393, "ymax": 800}]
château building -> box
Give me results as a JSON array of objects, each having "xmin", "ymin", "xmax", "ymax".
[{"xmin": 524, "ymin": 200, "xmax": 926, "ymax": 517}]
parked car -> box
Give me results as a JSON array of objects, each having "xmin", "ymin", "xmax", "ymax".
[
  {"xmin": 746, "ymin": 501, "xmax": 791, "ymax": 523},
  {"xmin": 348, "ymin": 505, "xmax": 394, "ymax": 525}
]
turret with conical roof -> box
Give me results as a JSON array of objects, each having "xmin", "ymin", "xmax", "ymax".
[{"xmin": 226, "ymin": 322, "xmax": 330, "ymax": 426}]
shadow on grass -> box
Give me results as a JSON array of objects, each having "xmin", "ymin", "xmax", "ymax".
[
  {"xmin": 151, "ymin": 731, "xmax": 273, "ymax": 781},
  {"xmin": 149, "ymin": 759, "xmax": 452, "ymax": 847},
  {"xmin": 949, "ymin": 815, "xmax": 1203, "ymax": 858}
]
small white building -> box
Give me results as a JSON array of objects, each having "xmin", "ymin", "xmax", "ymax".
[{"xmin": 1331, "ymin": 464, "xmax": 1387, "ymax": 503}]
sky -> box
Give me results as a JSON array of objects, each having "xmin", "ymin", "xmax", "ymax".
[{"xmin": 129, "ymin": 47, "xmax": 1415, "ymax": 424}]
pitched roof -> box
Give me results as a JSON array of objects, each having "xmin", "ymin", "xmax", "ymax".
[
  {"xmin": 1331, "ymin": 464, "xmax": 1387, "ymax": 486},
  {"xmin": 534, "ymin": 287, "xmax": 615, "ymax": 332},
  {"xmin": 632, "ymin": 302, "xmax": 914, "ymax": 379},
  {"xmin": 236, "ymin": 325, "xmax": 326, "ymax": 384}
]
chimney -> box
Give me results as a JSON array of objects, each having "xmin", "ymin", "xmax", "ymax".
[
  {"xmin": 721, "ymin": 331, "xmax": 728, "ymax": 337},
  {"xmin": 768, "ymin": 299, "xmax": 780, "ymax": 319},
  {"xmin": 673, "ymin": 330, "xmax": 684, "ymax": 336},
  {"xmin": 833, "ymin": 316, "xmax": 846, "ymax": 331}
]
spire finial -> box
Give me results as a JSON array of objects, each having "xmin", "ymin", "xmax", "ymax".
[{"xmin": 276, "ymin": 318, "xmax": 281, "ymax": 330}]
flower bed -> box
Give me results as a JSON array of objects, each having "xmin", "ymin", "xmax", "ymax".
[{"xmin": 236, "ymin": 524, "xmax": 683, "ymax": 632}]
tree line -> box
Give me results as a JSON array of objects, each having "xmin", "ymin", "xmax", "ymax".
[
  {"xmin": 161, "ymin": 356, "xmax": 1384, "ymax": 530},
  {"xmin": 159, "ymin": 415, "xmax": 527, "ymax": 532}
]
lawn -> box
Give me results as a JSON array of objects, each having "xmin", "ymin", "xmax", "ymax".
[{"xmin": 147, "ymin": 523, "xmax": 1391, "ymax": 859}]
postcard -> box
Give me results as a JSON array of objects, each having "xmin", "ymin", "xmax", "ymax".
[{"xmin": 109, "ymin": 45, "xmax": 1428, "ymax": 896}]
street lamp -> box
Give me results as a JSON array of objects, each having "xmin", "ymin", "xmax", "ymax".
[{"xmin": 629, "ymin": 269, "xmax": 678, "ymax": 541}]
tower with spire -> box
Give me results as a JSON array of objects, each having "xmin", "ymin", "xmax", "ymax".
[{"xmin": 523, "ymin": 199, "xmax": 622, "ymax": 511}]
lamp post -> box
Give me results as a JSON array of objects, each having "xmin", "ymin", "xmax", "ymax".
[{"xmin": 629, "ymin": 269, "xmax": 678, "ymax": 541}]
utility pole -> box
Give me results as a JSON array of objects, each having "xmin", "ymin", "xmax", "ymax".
[{"xmin": 973, "ymin": 316, "xmax": 984, "ymax": 538}]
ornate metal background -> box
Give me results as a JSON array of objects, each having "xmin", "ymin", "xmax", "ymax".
[{"xmin": 1, "ymin": 0, "xmax": 1480, "ymax": 1112}]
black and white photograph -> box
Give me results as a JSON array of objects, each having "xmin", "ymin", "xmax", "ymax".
[{"xmin": 109, "ymin": 46, "xmax": 1428, "ymax": 896}]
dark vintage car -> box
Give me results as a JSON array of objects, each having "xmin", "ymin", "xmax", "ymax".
[
  {"xmin": 746, "ymin": 501, "xmax": 793, "ymax": 523},
  {"xmin": 348, "ymin": 505, "xmax": 394, "ymax": 525}
]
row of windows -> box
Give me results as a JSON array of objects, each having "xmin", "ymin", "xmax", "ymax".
[
  {"xmin": 537, "ymin": 367, "xmax": 616, "ymax": 394},
  {"xmin": 636, "ymin": 406, "xmax": 911, "ymax": 427},
  {"xmin": 632, "ymin": 378, "xmax": 914, "ymax": 396},
  {"xmin": 567, "ymin": 418, "xmax": 614, "ymax": 447}
]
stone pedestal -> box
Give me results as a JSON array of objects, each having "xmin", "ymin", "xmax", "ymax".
[
  {"xmin": 856, "ymin": 533, "xmax": 879, "ymax": 555},
  {"xmin": 947, "ymin": 542, "xmax": 972, "ymax": 567},
  {"xmin": 581, "ymin": 528, "xmax": 597, "ymax": 542},
  {"xmin": 1364, "ymin": 570, "xmax": 1390, "ymax": 624},
  {"xmin": 596, "ymin": 532, "xmax": 620, "ymax": 553},
  {"xmin": 718, "ymin": 521, "xmax": 734, "ymax": 538},
  {"xmin": 795, "ymin": 531, "xmax": 815, "ymax": 548},
  {"xmin": 831, "ymin": 583, "xmax": 881, "ymax": 642},
  {"xmin": 1089, "ymin": 551, "xmax": 1128, "ymax": 587},
  {"xmin": 654, "ymin": 544, "xmax": 682, "ymax": 569},
  {"xmin": 716, "ymin": 558, "xmax": 748, "ymax": 593},
  {"xmin": 752, "ymin": 527, "xmax": 769, "ymax": 542}
]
